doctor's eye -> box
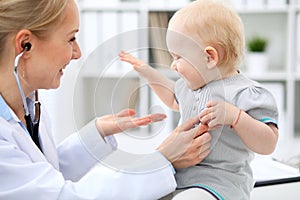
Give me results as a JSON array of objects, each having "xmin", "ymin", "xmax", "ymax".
[{"xmin": 69, "ymin": 37, "xmax": 76, "ymax": 42}]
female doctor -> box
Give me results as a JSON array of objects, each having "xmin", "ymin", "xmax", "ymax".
[{"xmin": 0, "ymin": 0, "xmax": 211, "ymax": 199}]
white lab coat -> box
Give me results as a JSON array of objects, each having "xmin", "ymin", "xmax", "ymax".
[{"xmin": 0, "ymin": 96, "xmax": 176, "ymax": 200}]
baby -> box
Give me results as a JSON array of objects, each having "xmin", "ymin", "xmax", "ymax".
[{"xmin": 119, "ymin": 0, "xmax": 279, "ymax": 199}]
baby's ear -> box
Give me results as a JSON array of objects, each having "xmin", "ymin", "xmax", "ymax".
[{"xmin": 204, "ymin": 46, "xmax": 219, "ymax": 69}]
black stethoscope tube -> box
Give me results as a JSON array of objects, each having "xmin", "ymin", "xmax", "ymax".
[{"xmin": 13, "ymin": 49, "xmax": 42, "ymax": 152}]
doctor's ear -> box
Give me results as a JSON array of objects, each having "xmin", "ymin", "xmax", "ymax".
[
  {"xmin": 204, "ymin": 46, "xmax": 218, "ymax": 69},
  {"xmin": 15, "ymin": 29, "xmax": 33, "ymax": 53}
]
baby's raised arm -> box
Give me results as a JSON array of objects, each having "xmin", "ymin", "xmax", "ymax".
[{"xmin": 119, "ymin": 51, "xmax": 179, "ymax": 111}]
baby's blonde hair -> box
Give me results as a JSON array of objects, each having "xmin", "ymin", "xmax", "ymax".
[{"xmin": 171, "ymin": 0, "xmax": 245, "ymax": 68}]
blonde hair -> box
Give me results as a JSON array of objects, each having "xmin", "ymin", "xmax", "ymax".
[
  {"xmin": 0, "ymin": 0, "xmax": 69, "ymax": 53},
  {"xmin": 171, "ymin": 0, "xmax": 245, "ymax": 67}
]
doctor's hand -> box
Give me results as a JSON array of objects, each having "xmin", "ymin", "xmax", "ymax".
[
  {"xmin": 96, "ymin": 109, "xmax": 167, "ymax": 137},
  {"xmin": 157, "ymin": 117, "xmax": 211, "ymax": 169}
]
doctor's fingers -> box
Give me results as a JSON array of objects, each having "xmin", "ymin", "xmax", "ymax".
[
  {"xmin": 96, "ymin": 118, "xmax": 152, "ymax": 137},
  {"xmin": 172, "ymin": 150, "xmax": 201, "ymax": 169},
  {"xmin": 117, "ymin": 113, "xmax": 167, "ymax": 124},
  {"xmin": 175, "ymin": 116, "xmax": 201, "ymax": 132},
  {"xmin": 115, "ymin": 109, "xmax": 136, "ymax": 117},
  {"xmin": 114, "ymin": 109, "xmax": 166, "ymax": 123},
  {"xmin": 98, "ymin": 109, "xmax": 136, "ymax": 121},
  {"xmin": 195, "ymin": 132, "xmax": 211, "ymax": 149},
  {"xmin": 156, "ymin": 126, "xmax": 200, "ymax": 164},
  {"xmin": 174, "ymin": 131, "xmax": 211, "ymax": 160},
  {"xmin": 116, "ymin": 117, "xmax": 152, "ymax": 129},
  {"xmin": 96, "ymin": 116, "xmax": 153, "ymax": 136},
  {"xmin": 196, "ymin": 133, "xmax": 211, "ymax": 161},
  {"xmin": 175, "ymin": 132, "xmax": 212, "ymax": 165},
  {"xmin": 194, "ymin": 124, "xmax": 209, "ymax": 138},
  {"xmin": 190, "ymin": 132, "xmax": 211, "ymax": 160},
  {"xmin": 113, "ymin": 113, "xmax": 167, "ymax": 130},
  {"xmin": 147, "ymin": 113, "xmax": 167, "ymax": 122},
  {"xmin": 173, "ymin": 147, "xmax": 210, "ymax": 169},
  {"xmin": 171, "ymin": 135, "xmax": 210, "ymax": 169}
]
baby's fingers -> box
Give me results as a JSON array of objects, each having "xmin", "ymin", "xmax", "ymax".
[
  {"xmin": 200, "ymin": 112, "xmax": 213, "ymax": 125},
  {"xmin": 119, "ymin": 51, "xmax": 133, "ymax": 62}
]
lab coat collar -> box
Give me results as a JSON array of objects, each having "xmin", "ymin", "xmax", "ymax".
[
  {"xmin": 0, "ymin": 93, "xmax": 35, "ymax": 134},
  {"xmin": 0, "ymin": 93, "xmax": 35, "ymax": 119},
  {"xmin": 0, "ymin": 95, "xmax": 13, "ymax": 121}
]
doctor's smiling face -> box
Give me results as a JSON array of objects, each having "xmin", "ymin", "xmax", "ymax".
[{"xmin": 20, "ymin": 0, "xmax": 81, "ymax": 92}]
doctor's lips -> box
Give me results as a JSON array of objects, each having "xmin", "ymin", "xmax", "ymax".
[{"xmin": 59, "ymin": 66, "xmax": 67, "ymax": 74}]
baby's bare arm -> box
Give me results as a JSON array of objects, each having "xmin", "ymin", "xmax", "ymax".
[
  {"xmin": 200, "ymin": 100, "xmax": 278, "ymax": 154},
  {"xmin": 119, "ymin": 51, "xmax": 179, "ymax": 111}
]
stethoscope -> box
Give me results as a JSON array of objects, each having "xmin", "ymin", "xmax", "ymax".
[{"xmin": 13, "ymin": 43, "xmax": 42, "ymax": 152}]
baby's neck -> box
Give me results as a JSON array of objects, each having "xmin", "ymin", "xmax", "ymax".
[
  {"xmin": 219, "ymin": 69, "xmax": 239, "ymax": 79},
  {"xmin": 210, "ymin": 63, "xmax": 238, "ymax": 81}
]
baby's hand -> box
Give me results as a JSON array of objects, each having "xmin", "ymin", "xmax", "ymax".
[
  {"xmin": 119, "ymin": 51, "xmax": 146, "ymax": 71},
  {"xmin": 199, "ymin": 100, "xmax": 240, "ymax": 130}
]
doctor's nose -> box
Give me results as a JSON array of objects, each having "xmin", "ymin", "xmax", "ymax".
[{"xmin": 72, "ymin": 41, "xmax": 82, "ymax": 60}]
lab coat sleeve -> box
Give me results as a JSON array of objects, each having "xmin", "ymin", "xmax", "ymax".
[
  {"xmin": 58, "ymin": 151, "xmax": 177, "ymax": 200},
  {"xmin": 56, "ymin": 119, "xmax": 177, "ymax": 199},
  {"xmin": 58, "ymin": 119, "xmax": 116, "ymax": 181},
  {"xmin": 57, "ymin": 119, "xmax": 177, "ymax": 199},
  {"xmin": 0, "ymin": 135, "xmax": 176, "ymax": 200}
]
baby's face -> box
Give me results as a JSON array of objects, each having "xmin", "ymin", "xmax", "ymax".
[{"xmin": 166, "ymin": 22, "xmax": 220, "ymax": 90}]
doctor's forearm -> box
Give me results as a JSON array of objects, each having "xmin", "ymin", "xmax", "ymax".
[{"xmin": 58, "ymin": 119, "xmax": 116, "ymax": 181}]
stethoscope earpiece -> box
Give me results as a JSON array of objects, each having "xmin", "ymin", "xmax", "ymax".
[{"xmin": 23, "ymin": 42, "xmax": 32, "ymax": 51}]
